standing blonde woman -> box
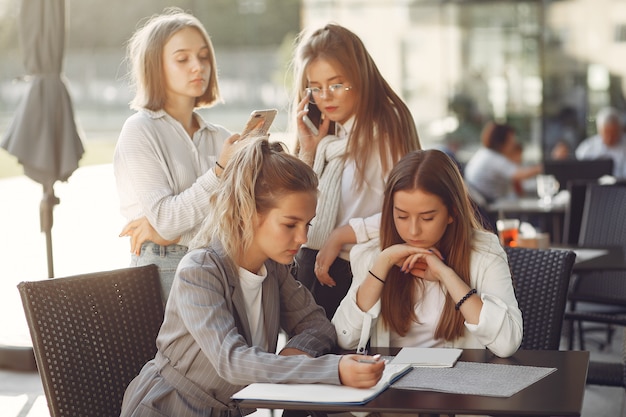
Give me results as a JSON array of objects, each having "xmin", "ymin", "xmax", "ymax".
[
  {"xmin": 291, "ymin": 23, "xmax": 421, "ymax": 319},
  {"xmin": 114, "ymin": 8, "xmax": 246, "ymax": 300}
]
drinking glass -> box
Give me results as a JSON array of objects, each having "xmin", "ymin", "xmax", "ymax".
[
  {"xmin": 496, "ymin": 219, "xmax": 520, "ymax": 247},
  {"xmin": 536, "ymin": 175, "xmax": 560, "ymax": 206}
]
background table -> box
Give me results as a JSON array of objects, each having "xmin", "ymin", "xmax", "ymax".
[
  {"xmin": 236, "ymin": 348, "xmax": 590, "ymax": 417},
  {"xmin": 488, "ymin": 197, "xmax": 567, "ymax": 244},
  {"xmin": 552, "ymin": 245, "xmax": 626, "ymax": 271}
]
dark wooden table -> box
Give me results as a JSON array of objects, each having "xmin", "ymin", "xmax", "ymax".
[
  {"xmin": 551, "ymin": 245, "xmax": 626, "ymax": 271},
  {"xmin": 236, "ymin": 348, "xmax": 590, "ymax": 417}
]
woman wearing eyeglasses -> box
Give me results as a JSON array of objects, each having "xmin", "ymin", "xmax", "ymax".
[{"xmin": 291, "ymin": 23, "xmax": 421, "ymax": 320}]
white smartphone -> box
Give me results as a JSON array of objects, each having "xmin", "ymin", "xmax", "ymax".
[
  {"xmin": 241, "ymin": 109, "xmax": 278, "ymax": 138},
  {"xmin": 302, "ymin": 102, "xmax": 319, "ymax": 136}
]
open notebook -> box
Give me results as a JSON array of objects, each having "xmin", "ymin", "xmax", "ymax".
[{"xmin": 231, "ymin": 362, "xmax": 412, "ymax": 405}]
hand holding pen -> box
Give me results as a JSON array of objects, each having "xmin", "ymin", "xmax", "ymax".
[
  {"xmin": 356, "ymin": 353, "xmax": 382, "ymax": 364},
  {"xmin": 338, "ymin": 354, "xmax": 385, "ymax": 388}
]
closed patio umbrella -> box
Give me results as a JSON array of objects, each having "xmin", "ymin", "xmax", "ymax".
[{"xmin": 1, "ymin": 0, "xmax": 84, "ymax": 278}]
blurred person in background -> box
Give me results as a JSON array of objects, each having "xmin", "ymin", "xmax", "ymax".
[
  {"xmin": 464, "ymin": 121, "xmax": 542, "ymax": 202},
  {"xmin": 544, "ymin": 105, "xmax": 579, "ymax": 160},
  {"xmin": 576, "ymin": 106, "xmax": 626, "ymax": 178}
]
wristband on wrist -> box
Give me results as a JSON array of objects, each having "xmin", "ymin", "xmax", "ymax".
[
  {"xmin": 455, "ymin": 288, "xmax": 477, "ymax": 311},
  {"xmin": 215, "ymin": 161, "xmax": 225, "ymax": 170}
]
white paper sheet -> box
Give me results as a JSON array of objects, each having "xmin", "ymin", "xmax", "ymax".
[{"xmin": 389, "ymin": 347, "xmax": 463, "ymax": 368}]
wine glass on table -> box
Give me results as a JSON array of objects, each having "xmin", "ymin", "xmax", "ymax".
[{"xmin": 536, "ymin": 174, "xmax": 560, "ymax": 206}]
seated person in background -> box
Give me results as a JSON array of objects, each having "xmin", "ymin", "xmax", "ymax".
[
  {"xmin": 551, "ymin": 140, "xmax": 573, "ymax": 160},
  {"xmin": 464, "ymin": 122, "xmax": 542, "ymax": 202},
  {"xmin": 507, "ymin": 142, "xmax": 525, "ymax": 195},
  {"xmin": 120, "ymin": 139, "xmax": 384, "ymax": 417},
  {"xmin": 332, "ymin": 149, "xmax": 523, "ymax": 358},
  {"xmin": 544, "ymin": 105, "xmax": 580, "ymax": 160},
  {"xmin": 576, "ymin": 106, "xmax": 626, "ymax": 179}
]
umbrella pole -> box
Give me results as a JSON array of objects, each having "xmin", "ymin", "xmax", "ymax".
[{"xmin": 40, "ymin": 185, "xmax": 60, "ymax": 278}]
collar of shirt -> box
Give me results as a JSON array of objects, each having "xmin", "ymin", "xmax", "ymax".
[
  {"xmin": 335, "ymin": 115, "xmax": 355, "ymax": 139},
  {"xmin": 139, "ymin": 108, "xmax": 218, "ymax": 133}
]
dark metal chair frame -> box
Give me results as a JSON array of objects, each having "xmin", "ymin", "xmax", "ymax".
[
  {"xmin": 18, "ymin": 264, "xmax": 164, "ymax": 417},
  {"xmin": 564, "ymin": 183, "xmax": 626, "ymax": 351}
]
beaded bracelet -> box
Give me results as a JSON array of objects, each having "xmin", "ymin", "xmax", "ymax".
[
  {"xmin": 368, "ymin": 270, "xmax": 385, "ymax": 285},
  {"xmin": 455, "ymin": 288, "xmax": 477, "ymax": 311}
]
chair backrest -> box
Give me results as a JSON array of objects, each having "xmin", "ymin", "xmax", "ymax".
[
  {"xmin": 561, "ymin": 179, "xmax": 593, "ymax": 245},
  {"xmin": 18, "ymin": 264, "xmax": 164, "ymax": 417},
  {"xmin": 578, "ymin": 183, "xmax": 626, "ymax": 248},
  {"xmin": 505, "ymin": 247, "xmax": 576, "ymax": 350},
  {"xmin": 543, "ymin": 158, "xmax": 613, "ymax": 191}
]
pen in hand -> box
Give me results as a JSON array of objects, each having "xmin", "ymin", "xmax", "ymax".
[{"xmin": 356, "ymin": 353, "xmax": 381, "ymax": 364}]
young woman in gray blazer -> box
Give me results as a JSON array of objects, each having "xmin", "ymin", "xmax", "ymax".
[{"xmin": 120, "ymin": 139, "xmax": 384, "ymax": 417}]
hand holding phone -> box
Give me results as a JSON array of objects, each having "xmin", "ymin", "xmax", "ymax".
[{"xmin": 241, "ymin": 109, "xmax": 277, "ymax": 138}]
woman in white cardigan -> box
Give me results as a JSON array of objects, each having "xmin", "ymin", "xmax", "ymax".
[{"xmin": 332, "ymin": 149, "xmax": 522, "ymax": 358}]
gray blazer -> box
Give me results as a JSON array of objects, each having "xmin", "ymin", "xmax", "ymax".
[{"xmin": 120, "ymin": 242, "xmax": 340, "ymax": 417}]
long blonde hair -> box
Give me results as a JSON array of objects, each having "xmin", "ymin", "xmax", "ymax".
[
  {"xmin": 291, "ymin": 23, "xmax": 421, "ymax": 186},
  {"xmin": 126, "ymin": 7, "xmax": 221, "ymax": 111},
  {"xmin": 380, "ymin": 149, "xmax": 484, "ymax": 341},
  {"xmin": 190, "ymin": 139, "xmax": 319, "ymax": 263}
]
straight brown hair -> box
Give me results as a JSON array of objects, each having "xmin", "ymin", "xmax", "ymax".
[{"xmin": 380, "ymin": 149, "xmax": 483, "ymax": 341}]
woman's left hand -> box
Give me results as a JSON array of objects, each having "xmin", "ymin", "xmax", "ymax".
[
  {"xmin": 119, "ymin": 216, "xmax": 180, "ymax": 255},
  {"xmin": 315, "ymin": 239, "xmax": 341, "ymax": 287},
  {"xmin": 314, "ymin": 225, "xmax": 356, "ymax": 287}
]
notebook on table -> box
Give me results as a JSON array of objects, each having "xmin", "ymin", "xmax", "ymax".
[{"xmin": 231, "ymin": 362, "xmax": 412, "ymax": 405}]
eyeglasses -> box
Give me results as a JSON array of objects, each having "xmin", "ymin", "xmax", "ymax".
[{"xmin": 305, "ymin": 84, "xmax": 353, "ymax": 103}]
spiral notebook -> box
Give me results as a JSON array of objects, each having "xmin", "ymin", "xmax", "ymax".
[{"xmin": 231, "ymin": 362, "xmax": 412, "ymax": 405}]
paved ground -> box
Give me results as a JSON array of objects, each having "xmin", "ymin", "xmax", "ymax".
[{"xmin": 0, "ymin": 164, "xmax": 623, "ymax": 417}]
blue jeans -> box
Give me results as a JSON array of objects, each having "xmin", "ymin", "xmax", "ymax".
[{"xmin": 131, "ymin": 242, "xmax": 188, "ymax": 302}]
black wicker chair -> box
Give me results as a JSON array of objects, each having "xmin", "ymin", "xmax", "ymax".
[
  {"xmin": 564, "ymin": 182, "xmax": 626, "ymax": 351},
  {"xmin": 505, "ymin": 246, "xmax": 576, "ymax": 350},
  {"xmin": 18, "ymin": 264, "xmax": 164, "ymax": 417}
]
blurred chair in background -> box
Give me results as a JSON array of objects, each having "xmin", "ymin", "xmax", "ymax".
[
  {"xmin": 544, "ymin": 158, "xmax": 613, "ymax": 192},
  {"xmin": 561, "ymin": 179, "xmax": 594, "ymax": 245},
  {"xmin": 565, "ymin": 183, "xmax": 626, "ymax": 351}
]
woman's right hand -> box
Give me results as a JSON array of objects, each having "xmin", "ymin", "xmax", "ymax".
[
  {"xmin": 119, "ymin": 217, "xmax": 180, "ymax": 255},
  {"xmin": 338, "ymin": 355, "xmax": 385, "ymax": 388}
]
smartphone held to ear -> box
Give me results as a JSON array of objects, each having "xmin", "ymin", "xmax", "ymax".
[
  {"xmin": 241, "ymin": 109, "xmax": 277, "ymax": 138},
  {"xmin": 302, "ymin": 114, "xmax": 319, "ymax": 136},
  {"xmin": 302, "ymin": 102, "xmax": 320, "ymax": 135}
]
